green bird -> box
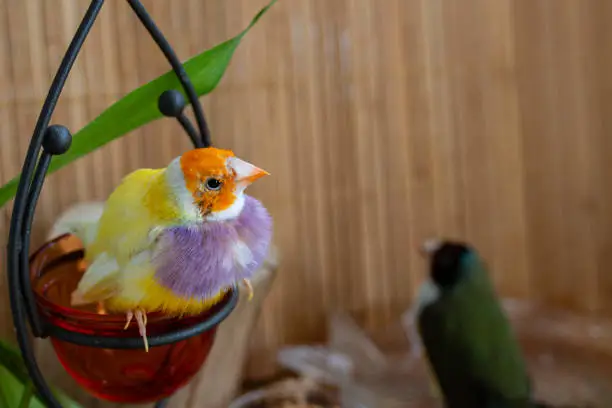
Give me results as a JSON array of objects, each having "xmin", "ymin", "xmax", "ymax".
[{"xmin": 415, "ymin": 239, "xmax": 547, "ymax": 408}]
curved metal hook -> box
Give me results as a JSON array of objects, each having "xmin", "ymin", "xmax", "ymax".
[
  {"xmin": 6, "ymin": 0, "xmax": 214, "ymax": 406},
  {"xmin": 7, "ymin": 3, "xmax": 105, "ymax": 406}
]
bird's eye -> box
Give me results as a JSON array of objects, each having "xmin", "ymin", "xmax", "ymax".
[{"xmin": 205, "ymin": 177, "xmax": 222, "ymax": 191}]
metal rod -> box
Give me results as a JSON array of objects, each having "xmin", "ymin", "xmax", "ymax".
[
  {"xmin": 177, "ymin": 112, "xmax": 201, "ymax": 147},
  {"xmin": 20, "ymin": 124, "xmax": 73, "ymax": 340},
  {"xmin": 19, "ymin": 151, "xmax": 53, "ymax": 337},
  {"xmin": 157, "ymin": 89, "xmax": 201, "ymax": 148},
  {"xmin": 127, "ymin": 0, "xmax": 212, "ymax": 148}
]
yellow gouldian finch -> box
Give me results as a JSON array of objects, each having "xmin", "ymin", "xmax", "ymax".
[{"xmin": 69, "ymin": 147, "xmax": 273, "ymax": 351}]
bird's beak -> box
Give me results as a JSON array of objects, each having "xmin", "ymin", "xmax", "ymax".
[
  {"xmin": 228, "ymin": 156, "xmax": 270, "ymax": 186},
  {"xmin": 419, "ymin": 238, "xmax": 442, "ymax": 258}
]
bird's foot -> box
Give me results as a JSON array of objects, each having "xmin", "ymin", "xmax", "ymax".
[
  {"xmin": 135, "ymin": 309, "xmax": 149, "ymax": 352},
  {"xmin": 242, "ymin": 278, "xmax": 254, "ymax": 301},
  {"xmin": 124, "ymin": 310, "xmax": 133, "ymax": 330},
  {"xmin": 123, "ymin": 309, "xmax": 149, "ymax": 352}
]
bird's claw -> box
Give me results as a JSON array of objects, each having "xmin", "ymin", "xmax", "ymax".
[
  {"xmin": 124, "ymin": 310, "xmax": 133, "ymax": 330},
  {"xmin": 124, "ymin": 309, "xmax": 149, "ymax": 352},
  {"xmin": 135, "ymin": 309, "xmax": 149, "ymax": 352},
  {"xmin": 242, "ymin": 278, "xmax": 253, "ymax": 301}
]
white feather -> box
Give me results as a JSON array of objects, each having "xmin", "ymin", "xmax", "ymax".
[
  {"xmin": 71, "ymin": 251, "xmax": 119, "ymax": 304},
  {"xmin": 415, "ymin": 278, "xmax": 441, "ymax": 313},
  {"xmin": 233, "ymin": 239, "xmax": 254, "ymax": 268},
  {"xmin": 47, "ymin": 202, "xmax": 105, "ymax": 247},
  {"xmin": 402, "ymin": 278, "xmax": 441, "ymax": 359},
  {"xmin": 205, "ymin": 193, "xmax": 246, "ymax": 222},
  {"xmin": 165, "ymin": 157, "xmax": 203, "ymax": 223}
]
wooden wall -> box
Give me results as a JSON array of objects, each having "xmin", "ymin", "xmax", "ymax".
[{"xmin": 1, "ymin": 0, "xmax": 612, "ymax": 390}]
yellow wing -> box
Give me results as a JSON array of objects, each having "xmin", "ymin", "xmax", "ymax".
[
  {"xmin": 87, "ymin": 168, "xmax": 176, "ymax": 263},
  {"xmin": 73, "ymin": 168, "xmax": 182, "ymax": 305}
]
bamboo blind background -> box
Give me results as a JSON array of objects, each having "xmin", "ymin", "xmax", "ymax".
[{"xmin": 1, "ymin": 0, "xmax": 612, "ymax": 392}]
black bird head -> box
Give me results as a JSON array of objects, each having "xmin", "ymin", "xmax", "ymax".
[{"xmin": 421, "ymin": 239, "xmax": 472, "ymax": 290}]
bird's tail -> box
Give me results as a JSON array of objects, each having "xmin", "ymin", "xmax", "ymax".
[{"xmin": 47, "ymin": 202, "xmax": 105, "ymax": 247}]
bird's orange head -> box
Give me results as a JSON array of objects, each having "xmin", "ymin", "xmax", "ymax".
[{"xmin": 166, "ymin": 147, "xmax": 269, "ymax": 221}]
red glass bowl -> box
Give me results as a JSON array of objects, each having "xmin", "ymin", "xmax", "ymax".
[{"xmin": 29, "ymin": 234, "xmax": 237, "ymax": 404}]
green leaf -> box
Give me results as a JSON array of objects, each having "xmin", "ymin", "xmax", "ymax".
[
  {"xmin": 0, "ymin": 340, "xmax": 30, "ymax": 384},
  {"xmin": 17, "ymin": 382, "xmax": 33, "ymax": 408},
  {"xmin": 0, "ymin": 368, "xmax": 12, "ymax": 408},
  {"xmin": 0, "ymin": 366, "xmax": 49, "ymax": 408},
  {"xmin": 0, "ymin": 0, "xmax": 277, "ymax": 208},
  {"xmin": 0, "ymin": 340, "xmax": 83, "ymax": 408},
  {"xmin": 0, "ymin": 366, "xmax": 26, "ymax": 407}
]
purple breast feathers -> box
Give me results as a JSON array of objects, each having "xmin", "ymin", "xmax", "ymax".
[{"xmin": 152, "ymin": 195, "xmax": 272, "ymax": 299}]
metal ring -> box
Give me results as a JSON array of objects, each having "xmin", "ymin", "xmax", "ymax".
[{"xmin": 44, "ymin": 288, "xmax": 239, "ymax": 349}]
